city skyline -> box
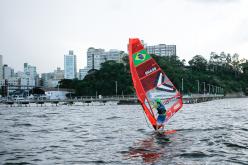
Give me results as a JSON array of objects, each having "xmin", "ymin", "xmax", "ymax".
[
  {"xmin": 1, "ymin": 0, "xmax": 248, "ymax": 73},
  {"xmin": 0, "ymin": 42, "xmax": 245, "ymax": 76}
]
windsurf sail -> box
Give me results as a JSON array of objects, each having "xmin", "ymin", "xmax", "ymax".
[{"xmin": 128, "ymin": 38, "xmax": 183, "ymax": 129}]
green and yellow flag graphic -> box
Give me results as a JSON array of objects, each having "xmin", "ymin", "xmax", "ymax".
[{"xmin": 133, "ymin": 49, "xmax": 151, "ymax": 66}]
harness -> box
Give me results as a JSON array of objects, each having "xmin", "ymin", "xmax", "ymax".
[{"xmin": 157, "ymin": 103, "xmax": 166, "ymax": 115}]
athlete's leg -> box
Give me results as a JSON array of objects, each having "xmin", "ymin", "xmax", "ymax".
[{"xmin": 161, "ymin": 124, "xmax": 165, "ymax": 131}]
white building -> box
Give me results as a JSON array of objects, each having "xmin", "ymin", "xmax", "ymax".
[
  {"xmin": 87, "ymin": 47, "xmax": 126, "ymax": 70},
  {"xmin": 3, "ymin": 71, "xmax": 27, "ymax": 89},
  {"xmin": 54, "ymin": 67, "xmax": 64, "ymax": 80},
  {"xmin": 23, "ymin": 63, "xmax": 38, "ymax": 86},
  {"xmin": 15, "ymin": 71, "xmax": 26, "ymax": 79},
  {"xmin": 20, "ymin": 77, "xmax": 35, "ymax": 88},
  {"xmin": 3, "ymin": 64, "xmax": 14, "ymax": 79},
  {"xmin": 5, "ymin": 77, "xmax": 19, "ymax": 86},
  {"xmin": 0, "ymin": 79, "xmax": 5, "ymax": 86},
  {"xmin": 45, "ymin": 89, "xmax": 70, "ymax": 100},
  {"xmin": 79, "ymin": 68, "xmax": 89, "ymax": 80},
  {"xmin": 64, "ymin": 50, "xmax": 77, "ymax": 79},
  {"xmin": 87, "ymin": 47, "xmax": 105, "ymax": 70},
  {"xmin": 145, "ymin": 44, "xmax": 176, "ymax": 56},
  {"xmin": 0, "ymin": 77, "xmax": 19, "ymax": 95},
  {"xmin": 41, "ymin": 73, "xmax": 54, "ymax": 87},
  {"xmin": 0, "ymin": 77, "xmax": 19, "ymax": 86},
  {"xmin": 24, "ymin": 63, "xmax": 37, "ymax": 77},
  {"xmin": 41, "ymin": 68, "xmax": 64, "ymax": 88},
  {"xmin": 106, "ymin": 49, "xmax": 126, "ymax": 63}
]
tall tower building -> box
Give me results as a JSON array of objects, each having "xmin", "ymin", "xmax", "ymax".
[
  {"xmin": 24, "ymin": 63, "xmax": 37, "ymax": 78},
  {"xmin": 24, "ymin": 63, "xmax": 37, "ymax": 86},
  {"xmin": 3, "ymin": 64, "xmax": 14, "ymax": 79},
  {"xmin": 87, "ymin": 47, "xmax": 105, "ymax": 70},
  {"xmin": 64, "ymin": 50, "xmax": 77, "ymax": 79},
  {"xmin": 0, "ymin": 55, "xmax": 3, "ymax": 80}
]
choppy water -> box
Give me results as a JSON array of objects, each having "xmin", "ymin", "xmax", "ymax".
[{"xmin": 0, "ymin": 98, "xmax": 248, "ymax": 165}]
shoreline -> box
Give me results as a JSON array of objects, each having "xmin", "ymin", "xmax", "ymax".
[{"xmin": 0, "ymin": 95, "xmax": 247, "ymax": 107}]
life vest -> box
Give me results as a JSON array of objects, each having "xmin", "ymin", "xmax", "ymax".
[{"xmin": 157, "ymin": 103, "xmax": 166, "ymax": 115}]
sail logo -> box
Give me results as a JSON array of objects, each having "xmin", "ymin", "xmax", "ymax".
[
  {"xmin": 136, "ymin": 53, "xmax": 146, "ymax": 60},
  {"xmin": 173, "ymin": 103, "xmax": 181, "ymax": 110},
  {"xmin": 145, "ymin": 67, "xmax": 157, "ymax": 75},
  {"xmin": 133, "ymin": 49, "xmax": 151, "ymax": 66},
  {"xmin": 156, "ymin": 73, "xmax": 176, "ymax": 93}
]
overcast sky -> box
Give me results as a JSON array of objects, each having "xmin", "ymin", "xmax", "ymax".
[{"xmin": 0, "ymin": 0, "xmax": 248, "ymax": 73}]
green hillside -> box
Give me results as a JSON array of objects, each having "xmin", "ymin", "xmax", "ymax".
[{"xmin": 59, "ymin": 53, "xmax": 248, "ymax": 96}]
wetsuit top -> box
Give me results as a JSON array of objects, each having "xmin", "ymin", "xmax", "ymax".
[{"xmin": 157, "ymin": 102, "xmax": 166, "ymax": 115}]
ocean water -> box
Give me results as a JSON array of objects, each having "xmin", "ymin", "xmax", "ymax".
[{"xmin": 0, "ymin": 98, "xmax": 248, "ymax": 165}]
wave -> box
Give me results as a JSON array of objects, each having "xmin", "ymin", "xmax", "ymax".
[
  {"xmin": 223, "ymin": 142, "xmax": 248, "ymax": 149},
  {"xmin": 106, "ymin": 116, "xmax": 122, "ymax": 120},
  {"xmin": 179, "ymin": 151, "xmax": 210, "ymax": 158}
]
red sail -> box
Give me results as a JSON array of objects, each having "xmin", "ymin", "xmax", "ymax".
[{"xmin": 128, "ymin": 38, "xmax": 183, "ymax": 129}]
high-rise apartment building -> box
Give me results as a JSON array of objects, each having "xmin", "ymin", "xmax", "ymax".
[
  {"xmin": 40, "ymin": 67, "xmax": 64, "ymax": 87},
  {"xmin": 24, "ymin": 63, "xmax": 37, "ymax": 77},
  {"xmin": 145, "ymin": 44, "xmax": 176, "ymax": 56},
  {"xmin": 24, "ymin": 63, "xmax": 38, "ymax": 86},
  {"xmin": 54, "ymin": 67, "xmax": 64, "ymax": 80},
  {"xmin": 87, "ymin": 47, "xmax": 126, "ymax": 70},
  {"xmin": 41, "ymin": 72, "xmax": 54, "ymax": 87},
  {"xmin": 87, "ymin": 48, "xmax": 105, "ymax": 70},
  {"xmin": 106, "ymin": 49, "xmax": 126, "ymax": 63},
  {"xmin": 64, "ymin": 50, "xmax": 77, "ymax": 79},
  {"xmin": 3, "ymin": 64, "xmax": 14, "ymax": 79}
]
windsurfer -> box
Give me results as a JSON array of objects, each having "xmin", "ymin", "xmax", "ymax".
[{"xmin": 155, "ymin": 99, "xmax": 166, "ymax": 131}]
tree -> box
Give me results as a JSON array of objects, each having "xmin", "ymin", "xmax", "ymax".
[
  {"xmin": 188, "ymin": 55, "xmax": 207, "ymax": 71},
  {"xmin": 59, "ymin": 54, "xmax": 248, "ymax": 96}
]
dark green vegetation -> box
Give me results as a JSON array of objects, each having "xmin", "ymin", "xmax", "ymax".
[
  {"xmin": 59, "ymin": 58, "xmax": 133, "ymax": 96},
  {"xmin": 59, "ymin": 52, "xmax": 248, "ymax": 96}
]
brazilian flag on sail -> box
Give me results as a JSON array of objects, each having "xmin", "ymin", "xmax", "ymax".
[{"xmin": 133, "ymin": 49, "xmax": 151, "ymax": 66}]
